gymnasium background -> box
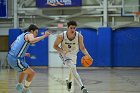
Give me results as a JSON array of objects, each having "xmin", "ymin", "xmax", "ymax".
[{"xmin": 0, "ymin": 0, "xmax": 140, "ymax": 68}]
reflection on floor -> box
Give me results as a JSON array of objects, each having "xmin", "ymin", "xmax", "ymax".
[{"xmin": 0, "ymin": 67, "xmax": 140, "ymax": 93}]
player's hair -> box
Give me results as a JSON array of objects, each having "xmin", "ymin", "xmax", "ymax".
[
  {"xmin": 24, "ymin": 24, "xmax": 38, "ymax": 32},
  {"xmin": 67, "ymin": 20, "xmax": 77, "ymax": 27}
]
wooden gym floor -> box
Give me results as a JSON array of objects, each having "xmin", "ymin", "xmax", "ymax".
[{"xmin": 0, "ymin": 67, "xmax": 140, "ymax": 93}]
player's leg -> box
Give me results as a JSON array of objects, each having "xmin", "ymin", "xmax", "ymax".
[
  {"xmin": 23, "ymin": 67, "xmax": 35, "ymax": 84},
  {"xmin": 7, "ymin": 55, "xmax": 25, "ymax": 93},
  {"xmin": 65, "ymin": 60, "xmax": 88, "ymax": 93},
  {"xmin": 18, "ymin": 73, "xmax": 25, "ymax": 83},
  {"xmin": 68, "ymin": 70, "xmax": 72, "ymax": 82},
  {"xmin": 16, "ymin": 73, "xmax": 25, "ymax": 93},
  {"xmin": 59, "ymin": 53, "xmax": 87, "ymax": 92},
  {"xmin": 22, "ymin": 67, "xmax": 36, "ymax": 93},
  {"xmin": 66, "ymin": 70, "xmax": 72, "ymax": 91},
  {"xmin": 59, "ymin": 53, "xmax": 73, "ymax": 91},
  {"xmin": 65, "ymin": 61, "xmax": 83, "ymax": 87},
  {"xmin": 15, "ymin": 58, "xmax": 35, "ymax": 93}
]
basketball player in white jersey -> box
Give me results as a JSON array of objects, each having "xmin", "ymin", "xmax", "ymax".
[{"xmin": 53, "ymin": 20, "xmax": 93, "ymax": 93}]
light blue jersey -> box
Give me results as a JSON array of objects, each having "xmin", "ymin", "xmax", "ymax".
[
  {"xmin": 9, "ymin": 32, "xmax": 30, "ymax": 58},
  {"xmin": 7, "ymin": 32, "xmax": 31, "ymax": 72}
]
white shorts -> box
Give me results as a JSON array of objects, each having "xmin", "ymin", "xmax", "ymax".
[{"xmin": 59, "ymin": 53, "xmax": 77, "ymax": 64}]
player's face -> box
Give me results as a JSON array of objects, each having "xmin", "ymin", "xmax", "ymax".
[
  {"xmin": 68, "ymin": 25, "xmax": 76, "ymax": 34},
  {"xmin": 32, "ymin": 30, "xmax": 38, "ymax": 37}
]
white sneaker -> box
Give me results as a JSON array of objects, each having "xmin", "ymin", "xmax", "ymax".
[
  {"xmin": 16, "ymin": 83, "xmax": 24, "ymax": 93},
  {"xmin": 82, "ymin": 88, "xmax": 88, "ymax": 93},
  {"xmin": 22, "ymin": 88, "xmax": 32, "ymax": 93}
]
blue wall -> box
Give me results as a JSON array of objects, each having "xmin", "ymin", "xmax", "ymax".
[
  {"xmin": 8, "ymin": 27, "xmax": 140, "ymax": 67},
  {"xmin": 0, "ymin": 0, "xmax": 7, "ymax": 17},
  {"xmin": 97, "ymin": 27, "xmax": 112, "ymax": 66},
  {"xmin": 112, "ymin": 27, "xmax": 140, "ymax": 67}
]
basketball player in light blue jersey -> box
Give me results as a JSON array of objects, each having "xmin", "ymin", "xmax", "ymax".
[
  {"xmin": 53, "ymin": 21, "xmax": 93, "ymax": 93},
  {"xmin": 7, "ymin": 24, "xmax": 50, "ymax": 93}
]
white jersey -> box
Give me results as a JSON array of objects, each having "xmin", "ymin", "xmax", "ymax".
[
  {"xmin": 61, "ymin": 31, "xmax": 79, "ymax": 55},
  {"xmin": 60, "ymin": 31, "xmax": 79, "ymax": 64}
]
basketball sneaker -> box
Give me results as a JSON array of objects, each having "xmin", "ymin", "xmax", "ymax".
[
  {"xmin": 22, "ymin": 88, "xmax": 32, "ymax": 93},
  {"xmin": 16, "ymin": 83, "xmax": 24, "ymax": 93},
  {"xmin": 66, "ymin": 80, "xmax": 72, "ymax": 91},
  {"xmin": 81, "ymin": 86, "xmax": 88, "ymax": 93}
]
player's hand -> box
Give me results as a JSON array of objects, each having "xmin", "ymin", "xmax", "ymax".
[
  {"xmin": 86, "ymin": 55, "xmax": 93, "ymax": 62},
  {"xmin": 25, "ymin": 53, "xmax": 30, "ymax": 57},
  {"xmin": 44, "ymin": 31, "xmax": 51, "ymax": 37},
  {"xmin": 90, "ymin": 57, "xmax": 93, "ymax": 62}
]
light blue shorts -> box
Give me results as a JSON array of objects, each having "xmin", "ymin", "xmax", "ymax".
[{"xmin": 7, "ymin": 54, "xmax": 29, "ymax": 72}]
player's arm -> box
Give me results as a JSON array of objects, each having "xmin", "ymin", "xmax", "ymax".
[
  {"xmin": 53, "ymin": 34, "xmax": 64, "ymax": 54},
  {"xmin": 79, "ymin": 33, "xmax": 93, "ymax": 60},
  {"xmin": 26, "ymin": 31, "xmax": 50, "ymax": 43}
]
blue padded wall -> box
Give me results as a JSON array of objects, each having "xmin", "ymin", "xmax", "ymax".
[
  {"xmin": 26, "ymin": 28, "xmax": 48, "ymax": 66},
  {"xmin": 8, "ymin": 29, "xmax": 22, "ymax": 50},
  {"xmin": 9, "ymin": 27, "xmax": 140, "ymax": 67},
  {"xmin": 113, "ymin": 27, "xmax": 140, "ymax": 67},
  {"xmin": 77, "ymin": 28, "xmax": 97, "ymax": 67},
  {"xmin": 97, "ymin": 27, "xmax": 112, "ymax": 66}
]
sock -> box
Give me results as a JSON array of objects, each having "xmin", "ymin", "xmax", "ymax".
[
  {"xmin": 68, "ymin": 71, "xmax": 72, "ymax": 82},
  {"xmin": 24, "ymin": 80, "xmax": 31, "ymax": 88}
]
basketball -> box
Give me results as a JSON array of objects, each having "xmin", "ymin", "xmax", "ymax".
[{"xmin": 81, "ymin": 56, "xmax": 93, "ymax": 67}]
